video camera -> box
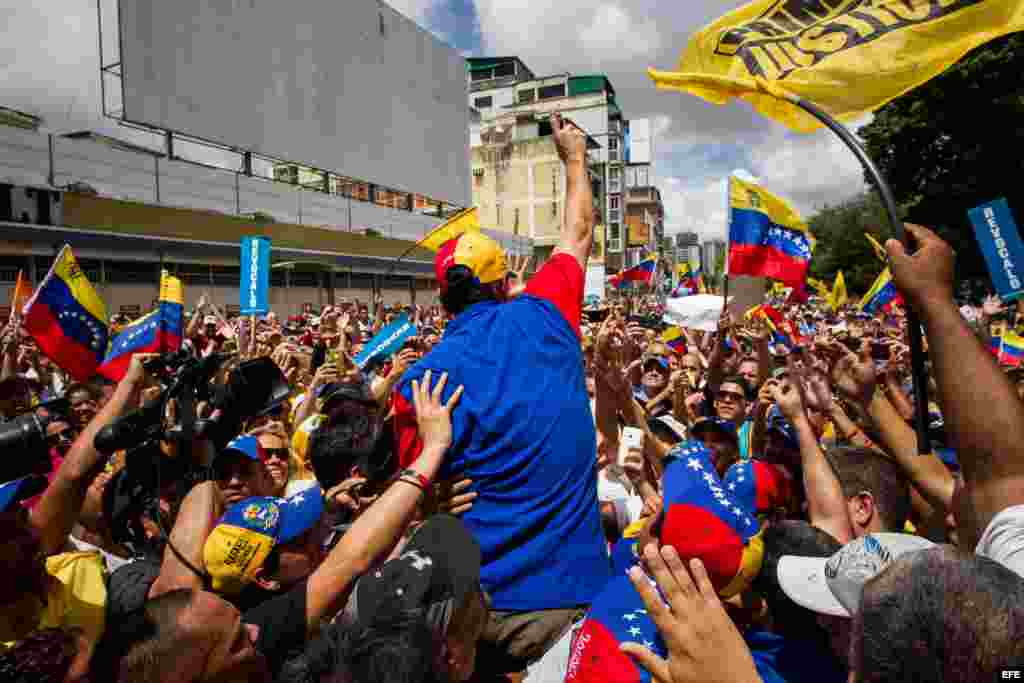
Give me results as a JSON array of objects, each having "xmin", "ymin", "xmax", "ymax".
[
  {"xmin": 0, "ymin": 397, "xmax": 72, "ymax": 483},
  {"xmin": 98, "ymin": 352, "xmax": 291, "ymax": 550}
]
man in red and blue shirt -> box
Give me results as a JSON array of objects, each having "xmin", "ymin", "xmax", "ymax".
[{"xmin": 393, "ymin": 113, "xmax": 610, "ymax": 677}]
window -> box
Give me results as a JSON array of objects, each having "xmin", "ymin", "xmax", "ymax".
[
  {"xmin": 608, "ymin": 137, "xmax": 618, "ymax": 150},
  {"xmin": 494, "ymin": 62, "xmax": 516, "ymax": 78},
  {"xmin": 472, "ymin": 69, "xmax": 493, "ymax": 82},
  {"xmin": 518, "ymin": 89, "xmax": 536, "ymax": 104},
  {"xmin": 538, "ymin": 84, "xmax": 566, "ymax": 100},
  {"xmin": 609, "ymin": 208, "xmax": 619, "ymax": 222},
  {"xmin": 610, "ymin": 196, "xmax": 619, "ymax": 209},
  {"xmin": 637, "ymin": 167, "xmax": 649, "ymax": 186},
  {"xmin": 497, "ymin": 204, "xmax": 502, "ymax": 225},
  {"xmin": 474, "ymin": 96, "xmax": 493, "ymax": 109}
]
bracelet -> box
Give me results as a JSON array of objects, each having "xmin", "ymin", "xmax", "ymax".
[
  {"xmin": 401, "ymin": 469, "xmax": 431, "ymax": 490},
  {"xmin": 396, "ymin": 477, "xmax": 427, "ymax": 493}
]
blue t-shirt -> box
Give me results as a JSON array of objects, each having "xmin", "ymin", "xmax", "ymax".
[
  {"xmin": 745, "ymin": 630, "xmax": 847, "ymax": 683},
  {"xmin": 397, "ymin": 296, "xmax": 611, "ymax": 611}
]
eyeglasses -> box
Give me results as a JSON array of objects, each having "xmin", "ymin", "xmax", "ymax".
[{"xmin": 263, "ymin": 448, "xmax": 290, "ymax": 461}]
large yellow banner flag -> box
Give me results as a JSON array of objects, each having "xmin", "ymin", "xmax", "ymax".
[
  {"xmin": 648, "ymin": 0, "xmax": 1024, "ymax": 132},
  {"xmin": 420, "ymin": 207, "xmax": 481, "ymax": 252}
]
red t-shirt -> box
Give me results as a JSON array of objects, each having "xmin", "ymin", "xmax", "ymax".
[{"xmin": 392, "ymin": 253, "xmax": 585, "ymax": 467}]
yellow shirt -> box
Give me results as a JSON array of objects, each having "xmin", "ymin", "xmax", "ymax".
[{"xmin": 0, "ymin": 552, "xmax": 107, "ymax": 651}]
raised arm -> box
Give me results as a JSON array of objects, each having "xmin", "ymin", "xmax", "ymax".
[
  {"xmin": 888, "ymin": 224, "xmax": 1024, "ymax": 544},
  {"xmin": 550, "ymin": 113, "xmax": 594, "ymax": 269}
]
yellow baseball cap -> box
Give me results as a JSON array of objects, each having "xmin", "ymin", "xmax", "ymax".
[{"xmin": 434, "ymin": 232, "xmax": 507, "ymax": 293}]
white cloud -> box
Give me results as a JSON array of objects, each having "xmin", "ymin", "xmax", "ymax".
[{"xmin": 579, "ymin": 4, "xmax": 662, "ymax": 60}]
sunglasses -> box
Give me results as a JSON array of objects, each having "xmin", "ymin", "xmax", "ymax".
[
  {"xmin": 716, "ymin": 390, "xmax": 746, "ymax": 403},
  {"xmin": 47, "ymin": 429, "xmax": 76, "ymax": 447},
  {"xmin": 262, "ymin": 447, "xmax": 290, "ymax": 461}
]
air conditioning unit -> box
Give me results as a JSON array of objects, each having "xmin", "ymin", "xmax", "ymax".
[{"xmin": 0, "ymin": 184, "xmax": 62, "ymax": 225}]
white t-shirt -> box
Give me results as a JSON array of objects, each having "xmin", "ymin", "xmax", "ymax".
[{"xmin": 976, "ymin": 504, "xmax": 1024, "ymax": 578}]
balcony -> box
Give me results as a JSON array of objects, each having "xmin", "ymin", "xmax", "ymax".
[{"xmin": 627, "ymin": 188, "xmax": 658, "ymax": 202}]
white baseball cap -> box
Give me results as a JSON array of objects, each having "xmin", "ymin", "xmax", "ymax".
[{"xmin": 776, "ymin": 532, "xmax": 934, "ymax": 617}]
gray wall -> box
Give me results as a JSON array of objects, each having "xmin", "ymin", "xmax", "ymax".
[{"xmin": 119, "ymin": 0, "xmax": 470, "ymax": 206}]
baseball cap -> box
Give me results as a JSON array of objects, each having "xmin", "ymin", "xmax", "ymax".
[
  {"xmin": 651, "ymin": 414, "xmax": 688, "ymax": 444},
  {"xmin": 766, "ymin": 405, "xmax": 798, "ymax": 447},
  {"xmin": 435, "ymin": 232, "xmax": 507, "ymax": 294},
  {"xmin": 657, "ymin": 441, "xmax": 763, "ymax": 598},
  {"xmin": 218, "ymin": 435, "xmax": 264, "ymax": 464},
  {"xmin": 642, "ymin": 354, "xmax": 670, "ymax": 372},
  {"xmin": 317, "ymin": 380, "xmax": 376, "ymax": 407},
  {"xmin": 723, "ymin": 460, "xmax": 793, "ymax": 516},
  {"xmin": 342, "ymin": 514, "xmax": 482, "ymax": 634},
  {"xmin": 690, "ymin": 417, "xmax": 739, "ymax": 445},
  {"xmin": 203, "ymin": 486, "xmax": 325, "ymax": 595},
  {"xmin": 0, "ymin": 475, "xmax": 47, "ymax": 513},
  {"xmin": 776, "ymin": 532, "xmax": 934, "ymax": 617}
]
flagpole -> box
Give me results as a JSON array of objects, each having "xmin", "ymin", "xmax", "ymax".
[{"xmin": 789, "ymin": 94, "xmax": 931, "ymax": 455}]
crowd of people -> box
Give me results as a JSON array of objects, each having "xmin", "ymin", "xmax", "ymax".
[{"xmin": 2, "ymin": 111, "xmax": 1024, "ymax": 683}]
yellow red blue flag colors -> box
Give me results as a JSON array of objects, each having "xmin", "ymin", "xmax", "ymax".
[
  {"xmin": 648, "ymin": 0, "xmax": 1024, "ymax": 133},
  {"xmin": 728, "ymin": 176, "xmax": 814, "ymax": 287},
  {"xmin": 22, "ymin": 246, "xmax": 109, "ymax": 381},
  {"xmin": 420, "ymin": 207, "xmax": 481, "ymax": 252},
  {"xmin": 98, "ymin": 271, "xmax": 185, "ymax": 382}
]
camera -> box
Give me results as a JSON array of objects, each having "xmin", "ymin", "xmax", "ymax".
[
  {"xmin": 0, "ymin": 397, "xmax": 72, "ymax": 483},
  {"xmin": 98, "ymin": 352, "xmax": 290, "ymax": 550}
]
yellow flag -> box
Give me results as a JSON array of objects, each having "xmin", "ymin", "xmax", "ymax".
[
  {"xmin": 807, "ymin": 277, "xmax": 830, "ymax": 297},
  {"xmin": 677, "ymin": 262, "xmax": 691, "ymax": 279},
  {"xmin": 648, "ymin": 0, "xmax": 1024, "ymax": 133},
  {"xmin": 420, "ymin": 207, "xmax": 481, "ymax": 252},
  {"xmin": 159, "ymin": 270, "xmax": 184, "ymax": 305},
  {"xmin": 829, "ymin": 271, "xmax": 848, "ymax": 312},
  {"xmin": 864, "ymin": 233, "xmax": 888, "ymax": 263}
]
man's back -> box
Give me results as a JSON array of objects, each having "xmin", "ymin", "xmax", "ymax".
[{"xmin": 396, "ymin": 255, "xmax": 611, "ymax": 611}]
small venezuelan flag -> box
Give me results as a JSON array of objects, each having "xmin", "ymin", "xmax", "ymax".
[
  {"xmin": 991, "ymin": 332, "xmax": 1024, "ymax": 367},
  {"xmin": 728, "ymin": 177, "xmax": 814, "ymax": 287},
  {"xmin": 662, "ymin": 326, "xmax": 687, "ymax": 353},
  {"xmin": 98, "ymin": 271, "xmax": 185, "ymax": 381},
  {"xmin": 860, "ymin": 268, "xmax": 903, "ymax": 315},
  {"xmin": 22, "ymin": 246, "xmax": 109, "ymax": 381}
]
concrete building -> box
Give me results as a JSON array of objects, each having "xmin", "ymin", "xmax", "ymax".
[
  {"xmin": 467, "ymin": 58, "xmax": 627, "ymax": 270},
  {"xmin": 675, "ymin": 232, "xmax": 699, "ymax": 248},
  {"xmin": 702, "ymin": 239, "xmax": 728, "ymax": 278}
]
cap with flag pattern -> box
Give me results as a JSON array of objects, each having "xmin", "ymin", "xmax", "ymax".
[
  {"xmin": 723, "ymin": 460, "xmax": 793, "ymax": 517},
  {"xmin": 658, "ymin": 440, "xmax": 763, "ymax": 598},
  {"xmin": 203, "ymin": 486, "xmax": 324, "ymax": 595},
  {"xmin": 435, "ymin": 232, "xmax": 507, "ymax": 294}
]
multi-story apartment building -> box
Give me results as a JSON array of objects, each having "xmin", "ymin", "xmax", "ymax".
[{"xmin": 467, "ymin": 57, "xmax": 626, "ymax": 270}]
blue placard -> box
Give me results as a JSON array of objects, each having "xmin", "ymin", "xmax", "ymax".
[
  {"xmin": 240, "ymin": 236, "xmax": 271, "ymax": 315},
  {"xmin": 353, "ymin": 314, "xmax": 417, "ymax": 369},
  {"xmin": 969, "ymin": 198, "xmax": 1024, "ymax": 301}
]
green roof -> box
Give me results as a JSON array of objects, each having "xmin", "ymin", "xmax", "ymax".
[
  {"xmin": 568, "ymin": 75, "xmax": 615, "ymax": 98},
  {"xmin": 466, "ymin": 57, "xmax": 517, "ymax": 72}
]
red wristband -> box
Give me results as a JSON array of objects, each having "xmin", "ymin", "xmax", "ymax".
[{"xmin": 402, "ymin": 469, "xmax": 431, "ymax": 490}]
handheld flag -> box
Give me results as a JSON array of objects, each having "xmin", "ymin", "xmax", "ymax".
[
  {"xmin": 728, "ymin": 176, "xmax": 814, "ymax": 287},
  {"xmin": 419, "ymin": 207, "xmax": 481, "ymax": 252},
  {"xmin": 865, "ymin": 233, "xmax": 889, "ymax": 263},
  {"xmin": 807, "ymin": 277, "xmax": 830, "ymax": 298},
  {"xmin": 860, "ymin": 268, "xmax": 903, "ymax": 315},
  {"xmin": 661, "ymin": 326, "xmax": 687, "ymax": 353},
  {"xmin": 9, "ymin": 270, "xmax": 31, "ymax": 322},
  {"xmin": 991, "ymin": 331, "xmax": 1024, "ymax": 367},
  {"xmin": 22, "ymin": 246, "xmax": 109, "ymax": 381},
  {"xmin": 610, "ymin": 258, "xmax": 658, "ymax": 289},
  {"xmin": 647, "ymin": 0, "xmax": 1024, "ymax": 133},
  {"xmin": 829, "ymin": 271, "xmax": 848, "ymax": 313},
  {"xmin": 98, "ymin": 271, "xmax": 184, "ymax": 381},
  {"xmin": 676, "ymin": 262, "xmax": 691, "ymax": 280}
]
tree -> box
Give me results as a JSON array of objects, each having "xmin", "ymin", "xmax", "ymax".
[
  {"xmin": 859, "ymin": 32, "xmax": 1024, "ymax": 285},
  {"xmin": 807, "ymin": 192, "xmax": 899, "ymax": 294}
]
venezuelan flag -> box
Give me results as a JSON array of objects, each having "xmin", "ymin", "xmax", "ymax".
[
  {"xmin": 98, "ymin": 271, "xmax": 184, "ymax": 382},
  {"xmin": 420, "ymin": 207, "xmax": 480, "ymax": 252},
  {"xmin": 860, "ymin": 268, "xmax": 902, "ymax": 315},
  {"xmin": 992, "ymin": 332, "xmax": 1024, "ymax": 367},
  {"xmin": 22, "ymin": 246, "xmax": 109, "ymax": 381},
  {"xmin": 662, "ymin": 326, "xmax": 687, "ymax": 353},
  {"xmin": 728, "ymin": 177, "xmax": 814, "ymax": 287},
  {"xmin": 749, "ymin": 303, "xmax": 794, "ymax": 349},
  {"xmin": 617, "ymin": 258, "xmax": 658, "ymax": 288},
  {"xmin": 807, "ymin": 277, "xmax": 830, "ymax": 298}
]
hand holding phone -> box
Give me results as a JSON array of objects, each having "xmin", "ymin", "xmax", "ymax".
[{"xmin": 620, "ymin": 427, "xmax": 645, "ymax": 467}]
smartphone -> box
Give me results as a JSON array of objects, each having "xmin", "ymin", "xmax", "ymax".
[{"xmin": 620, "ymin": 427, "xmax": 645, "ymax": 466}]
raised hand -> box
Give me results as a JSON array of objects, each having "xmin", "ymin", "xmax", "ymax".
[
  {"xmin": 551, "ymin": 112, "xmax": 587, "ymax": 164},
  {"xmin": 831, "ymin": 340, "xmax": 877, "ymax": 408},
  {"xmin": 621, "ymin": 546, "xmax": 761, "ymax": 683},
  {"xmin": 886, "ymin": 223, "xmax": 955, "ymax": 310},
  {"xmin": 982, "ymin": 294, "xmax": 1004, "ymax": 318},
  {"xmin": 436, "ymin": 478, "xmax": 477, "ymax": 516},
  {"xmin": 769, "ymin": 378, "xmax": 806, "ymax": 423},
  {"xmin": 411, "ymin": 370, "xmax": 464, "ymax": 453}
]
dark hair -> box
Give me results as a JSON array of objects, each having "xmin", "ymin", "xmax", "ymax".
[
  {"xmin": 92, "ymin": 588, "xmax": 195, "ymax": 683},
  {"xmin": 347, "ymin": 610, "xmax": 446, "ymax": 683},
  {"xmin": 64, "ymin": 382, "xmax": 100, "ymax": 402},
  {"xmin": 0, "ymin": 628, "xmax": 78, "ymax": 683},
  {"xmin": 720, "ymin": 375, "xmax": 753, "ymax": 401},
  {"xmin": 277, "ymin": 623, "xmax": 352, "ymax": 683},
  {"xmin": 751, "ymin": 521, "xmax": 842, "ymax": 647},
  {"xmin": 854, "ymin": 547, "xmax": 1024, "ymax": 683},
  {"xmin": 440, "ymin": 265, "xmax": 503, "ymax": 316},
  {"xmin": 825, "ymin": 446, "xmax": 911, "ymax": 533}
]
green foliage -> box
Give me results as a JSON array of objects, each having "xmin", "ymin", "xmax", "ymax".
[
  {"xmin": 807, "ymin": 192, "xmax": 898, "ymax": 295},
  {"xmin": 364, "ymin": 228, "xmax": 384, "ymax": 237},
  {"xmin": 250, "ymin": 211, "xmax": 276, "ymax": 224},
  {"xmin": 859, "ymin": 31, "xmax": 1024, "ymax": 284}
]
